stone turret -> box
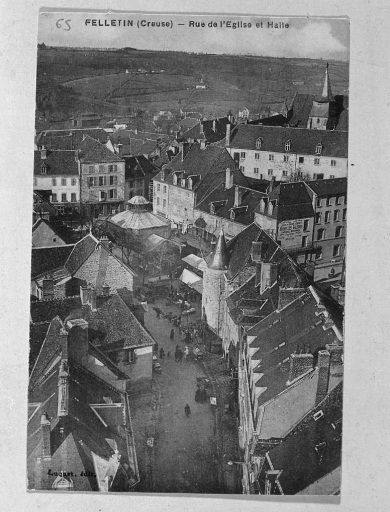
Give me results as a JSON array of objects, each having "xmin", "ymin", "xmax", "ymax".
[{"xmin": 202, "ymin": 228, "xmax": 230, "ymax": 336}]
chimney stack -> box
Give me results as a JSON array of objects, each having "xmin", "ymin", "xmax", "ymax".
[
  {"xmin": 67, "ymin": 319, "xmax": 89, "ymax": 365},
  {"xmin": 226, "ymin": 124, "xmax": 231, "ymax": 146},
  {"xmin": 40, "ymin": 413, "xmax": 51, "ymax": 459},
  {"xmin": 234, "ymin": 185, "xmax": 243, "ymax": 207},
  {"xmin": 268, "ymin": 177, "xmax": 276, "ymax": 193},
  {"xmin": 288, "ymin": 353, "xmax": 314, "ymax": 383},
  {"xmin": 41, "ymin": 146, "xmax": 47, "ymax": 160},
  {"xmin": 315, "ymin": 350, "xmax": 331, "ymax": 405},
  {"xmin": 181, "ymin": 142, "xmax": 189, "ymax": 162},
  {"xmin": 225, "ymin": 168, "xmax": 233, "ymax": 190},
  {"xmin": 260, "ymin": 262, "xmax": 278, "ymax": 294},
  {"xmin": 42, "ymin": 278, "xmax": 54, "ymax": 300},
  {"xmin": 102, "ymin": 284, "xmax": 110, "ymax": 297},
  {"xmin": 213, "ymin": 119, "xmax": 217, "ymax": 132},
  {"xmin": 117, "ymin": 143, "xmax": 123, "ymax": 158}
]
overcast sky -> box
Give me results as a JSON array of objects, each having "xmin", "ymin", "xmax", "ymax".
[{"xmin": 39, "ymin": 11, "xmax": 349, "ymax": 61}]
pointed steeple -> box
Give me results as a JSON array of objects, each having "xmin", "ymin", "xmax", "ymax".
[
  {"xmin": 320, "ymin": 63, "xmax": 334, "ymax": 102},
  {"xmin": 209, "ymin": 227, "xmax": 229, "ymax": 270}
]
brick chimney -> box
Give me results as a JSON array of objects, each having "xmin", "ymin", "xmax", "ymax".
[
  {"xmin": 42, "ymin": 278, "xmax": 54, "ymax": 300},
  {"xmin": 260, "ymin": 262, "xmax": 278, "ymax": 294},
  {"xmin": 66, "ymin": 318, "xmax": 89, "ymax": 366},
  {"xmin": 315, "ymin": 350, "xmax": 331, "ymax": 405},
  {"xmin": 117, "ymin": 143, "xmax": 123, "ymax": 158},
  {"xmin": 277, "ymin": 287, "xmax": 306, "ymax": 310},
  {"xmin": 226, "ymin": 124, "xmax": 231, "ymax": 146},
  {"xmin": 40, "ymin": 412, "xmax": 51, "ymax": 459},
  {"xmin": 225, "ymin": 168, "xmax": 233, "ymax": 190},
  {"xmin": 288, "ymin": 353, "xmax": 314, "ymax": 383},
  {"xmin": 234, "ymin": 186, "xmax": 243, "ymax": 207}
]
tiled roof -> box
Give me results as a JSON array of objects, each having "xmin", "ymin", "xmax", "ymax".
[
  {"xmin": 32, "ymin": 218, "xmax": 71, "ymax": 245},
  {"xmin": 228, "ymin": 124, "xmax": 348, "ymax": 158},
  {"xmin": 34, "ymin": 150, "xmax": 79, "ymax": 176},
  {"xmin": 31, "ymin": 245, "xmax": 75, "ymax": 279},
  {"xmin": 260, "ymin": 383, "xmax": 343, "ymax": 495},
  {"xmin": 181, "ymin": 117, "xmax": 231, "ymax": 144},
  {"xmin": 256, "ymin": 182, "xmax": 315, "ymax": 222},
  {"xmin": 64, "ymin": 233, "xmax": 99, "ymax": 274},
  {"xmin": 78, "ymin": 135, "xmax": 124, "ymax": 163},
  {"xmin": 36, "ymin": 128, "xmax": 109, "ymax": 150},
  {"xmin": 30, "ymin": 295, "xmax": 82, "ymax": 324},
  {"xmin": 306, "ymin": 178, "xmax": 347, "ymax": 197}
]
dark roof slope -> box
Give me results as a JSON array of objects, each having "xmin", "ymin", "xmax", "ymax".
[
  {"xmin": 78, "ymin": 135, "xmax": 124, "ymax": 163},
  {"xmin": 124, "ymin": 155, "xmax": 159, "ymax": 180},
  {"xmin": 181, "ymin": 117, "xmax": 231, "ymax": 143},
  {"xmin": 228, "ymin": 125, "xmax": 348, "ymax": 158},
  {"xmin": 31, "ymin": 245, "xmax": 75, "ymax": 279},
  {"xmin": 30, "ymin": 296, "xmax": 82, "ymax": 324},
  {"xmin": 256, "ymin": 182, "xmax": 315, "ymax": 222},
  {"xmin": 36, "ymin": 128, "xmax": 109, "ymax": 150},
  {"xmin": 64, "ymin": 234, "xmax": 98, "ymax": 274},
  {"xmin": 34, "ymin": 150, "xmax": 79, "ymax": 176},
  {"xmin": 306, "ymin": 178, "xmax": 347, "ymax": 197}
]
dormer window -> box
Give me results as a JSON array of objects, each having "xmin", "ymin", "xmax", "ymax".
[
  {"xmin": 285, "ymin": 140, "xmax": 291, "ymax": 152},
  {"xmin": 181, "ymin": 178, "xmax": 186, "ymax": 187},
  {"xmin": 210, "ymin": 204, "xmax": 215, "ymax": 214},
  {"xmin": 41, "ymin": 164, "xmax": 47, "ymax": 174},
  {"xmin": 315, "ymin": 142, "xmax": 323, "ymax": 155},
  {"xmin": 255, "ymin": 138, "xmax": 263, "ymax": 150},
  {"xmin": 230, "ymin": 210, "xmax": 236, "ymax": 220}
]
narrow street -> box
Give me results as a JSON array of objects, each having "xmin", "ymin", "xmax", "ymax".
[{"xmin": 130, "ymin": 285, "xmax": 240, "ymax": 493}]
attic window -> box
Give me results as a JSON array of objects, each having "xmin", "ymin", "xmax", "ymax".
[
  {"xmin": 41, "ymin": 164, "xmax": 47, "ymax": 174},
  {"xmin": 285, "ymin": 140, "xmax": 291, "ymax": 152},
  {"xmin": 315, "ymin": 143, "xmax": 323, "ymax": 155},
  {"xmin": 255, "ymin": 138, "xmax": 263, "ymax": 150},
  {"xmin": 313, "ymin": 410, "xmax": 324, "ymax": 421}
]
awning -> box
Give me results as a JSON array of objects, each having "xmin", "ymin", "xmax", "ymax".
[{"xmin": 179, "ymin": 268, "xmax": 203, "ymax": 294}]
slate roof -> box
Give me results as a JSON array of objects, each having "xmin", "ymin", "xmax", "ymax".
[
  {"xmin": 288, "ymin": 94, "xmax": 316, "ymax": 128},
  {"xmin": 256, "ymin": 182, "xmax": 315, "ymax": 222},
  {"xmin": 32, "ymin": 218, "xmax": 71, "ymax": 245},
  {"xmin": 30, "ymin": 295, "xmax": 82, "ymax": 324},
  {"xmin": 246, "ymin": 286, "xmax": 343, "ymax": 408},
  {"xmin": 196, "ymin": 182, "xmax": 265, "ymax": 226},
  {"xmin": 64, "ymin": 233, "xmax": 99, "ymax": 274},
  {"xmin": 259, "ymin": 383, "xmax": 343, "ymax": 495},
  {"xmin": 78, "ymin": 135, "xmax": 124, "ymax": 163},
  {"xmin": 124, "ymin": 155, "xmax": 159, "ymax": 181},
  {"xmin": 109, "ymin": 208, "xmax": 170, "ymax": 231},
  {"xmin": 306, "ymin": 178, "xmax": 347, "ymax": 198},
  {"xmin": 181, "ymin": 117, "xmax": 231, "ymax": 144},
  {"xmin": 34, "ymin": 150, "xmax": 79, "ymax": 176},
  {"xmin": 228, "ymin": 124, "xmax": 348, "ymax": 158},
  {"xmin": 36, "ymin": 128, "xmax": 109, "ymax": 150},
  {"xmin": 31, "ymin": 245, "xmax": 75, "ymax": 279},
  {"xmin": 85, "ymin": 294, "xmax": 155, "ymax": 349}
]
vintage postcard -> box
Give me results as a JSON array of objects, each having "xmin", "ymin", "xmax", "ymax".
[{"xmin": 28, "ymin": 9, "xmax": 348, "ymax": 496}]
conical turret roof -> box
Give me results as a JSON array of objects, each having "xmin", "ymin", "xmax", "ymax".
[{"xmin": 208, "ymin": 228, "xmax": 229, "ymax": 270}]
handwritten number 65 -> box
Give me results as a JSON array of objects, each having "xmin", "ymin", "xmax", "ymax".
[{"xmin": 56, "ymin": 19, "xmax": 71, "ymax": 31}]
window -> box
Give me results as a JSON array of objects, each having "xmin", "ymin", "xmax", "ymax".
[
  {"xmin": 109, "ymin": 175, "xmax": 117, "ymax": 186},
  {"xmin": 61, "ymin": 178, "xmax": 67, "ymax": 186},
  {"xmin": 52, "ymin": 193, "xmax": 57, "ymax": 202},
  {"xmin": 52, "ymin": 178, "xmax": 57, "ymax": 186},
  {"xmin": 336, "ymin": 195, "xmax": 343, "ymax": 205},
  {"xmin": 342, "ymin": 208, "xmax": 347, "ymax": 221},
  {"xmin": 330, "ymin": 175, "xmax": 335, "ymax": 179},
  {"xmin": 315, "ymin": 247, "xmax": 323, "ymax": 260},
  {"xmin": 239, "ymin": 166, "xmax": 245, "ymax": 172},
  {"xmin": 163, "ymin": 185, "xmax": 167, "ymax": 193},
  {"xmin": 268, "ymin": 169, "xmax": 273, "ymax": 176},
  {"xmin": 317, "ymin": 118, "xmax": 320, "ymax": 124},
  {"xmin": 302, "ymin": 235, "xmax": 308, "ymax": 248},
  {"xmin": 41, "ymin": 165, "xmax": 47, "ymax": 174},
  {"xmin": 331, "ymin": 160, "xmax": 336, "ymax": 167},
  {"xmin": 334, "ymin": 210, "xmax": 340, "ymax": 222},
  {"xmin": 283, "ymin": 155, "xmax": 289, "ymax": 162},
  {"xmin": 71, "ymin": 178, "xmax": 77, "ymax": 186},
  {"xmin": 297, "ymin": 171, "xmax": 303, "ymax": 178},
  {"xmin": 255, "ymin": 153, "xmax": 260, "ymax": 160},
  {"xmin": 99, "ymin": 190, "xmax": 106, "ymax": 201},
  {"xmin": 316, "ymin": 198, "xmax": 322, "ymax": 208},
  {"xmin": 61, "ymin": 193, "xmax": 67, "ymax": 202},
  {"xmin": 254, "ymin": 168, "xmax": 259, "ymax": 174},
  {"xmin": 157, "ymin": 197, "xmax": 160, "ymax": 205},
  {"xmin": 299, "ymin": 156, "xmax": 304, "ymax": 164},
  {"xmin": 314, "ymin": 158, "xmax": 320, "ymax": 165},
  {"xmin": 326, "ymin": 197, "xmax": 332, "ymax": 206},
  {"xmin": 282, "ymin": 170, "xmax": 288, "ymax": 177},
  {"xmin": 88, "ymin": 177, "xmax": 94, "ymax": 187},
  {"xmin": 285, "ymin": 140, "xmax": 291, "ymax": 152},
  {"xmin": 303, "ymin": 219, "xmax": 310, "ymax": 231},
  {"xmin": 269, "ymin": 154, "xmax": 274, "ymax": 161},
  {"xmin": 71, "ymin": 193, "xmax": 77, "ymax": 202},
  {"xmin": 317, "ymin": 228, "xmax": 325, "ymax": 241},
  {"xmin": 157, "ymin": 184, "xmax": 161, "ymax": 191},
  {"xmin": 313, "ymin": 173, "xmax": 324, "ymax": 180},
  {"xmin": 99, "ymin": 176, "xmax": 107, "ymax": 186},
  {"xmin": 108, "ymin": 165, "xmax": 117, "ymax": 173},
  {"xmin": 255, "ymin": 138, "xmax": 263, "ymax": 149},
  {"xmin": 315, "ymin": 212, "xmax": 322, "ymax": 224},
  {"xmin": 163, "ymin": 199, "xmax": 166, "ymax": 208},
  {"xmin": 325, "ymin": 211, "xmax": 331, "ymax": 223},
  {"xmin": 109, "ymin": 189, "xmax": 117, "ymax": 199},
  {"xmin": 99, "ymin": 165, "xmax": 104, "ymax": 173},
  {"xmin": 240, "ymin": 151, "xmax": 246, "ymax": 159},
  {"xmin": 335, "ymin": 226, "xmax": 343, "ymax": 238},
  {"xmin": 315, "ymin": 143, "xmax": 323, "ymax": 155},
  {"xmin": 89, "ymin": 165, "xmax": 95, "ymax": 173},
  {"xmin": 333, "ymin": 244, "xmax": 341, "ymax": 257}
]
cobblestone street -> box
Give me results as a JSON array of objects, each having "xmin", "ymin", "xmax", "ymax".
[{"xmin": 129, "ymin": 285, "xmax": 240, "ymax": 493}]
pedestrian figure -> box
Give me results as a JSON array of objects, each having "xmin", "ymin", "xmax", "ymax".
[
  {"xmin": 185, "ymin": 404, "xmax": 191, "ymax": 417},
  {"xmin": 160, "ymin": 347, "xmax": 165, "ymax": 359},
  {"xmin": 170, "ymin": 328, "xmax": 175, "ymax": 341},
  {"xmin": 184, "ymin": 346, "xmax": 189, "ymax": 361}
]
